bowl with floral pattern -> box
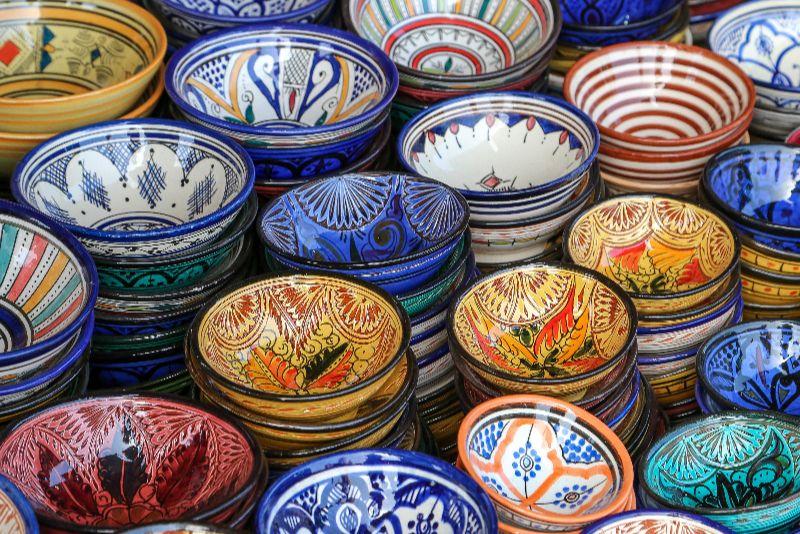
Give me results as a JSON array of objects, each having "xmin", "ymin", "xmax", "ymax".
[
  {"xmin": 0, "ymin": 394, "xmax": 265, "ymax": 533},
  {"xmin": 583, "ymin": 510, "xmax": 733, "ymax": 533},
  {"xmin": 12, "ymin": 119, "xmax": 254, "ymax": 259},
  {"xmin": 561, "ymin": 0, "xmax": 682, "ymax": 26},
  {"xmin": 458, "ymin": 394, "xmax": 634, "ymax": 531}
]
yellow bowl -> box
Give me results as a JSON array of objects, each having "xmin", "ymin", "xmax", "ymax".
[
  {"xmin": 0, "ymin": 0, "xmax": 166, "ymax": 133},
  {"xmin": 564, "ymin": 195, "xmax": 739, "ymax": 314},
  {"xmin": 740, "ymin": 232, "xmax": 800, "ymax": 278},
  {"xmin": 741, "ymin": 264, "xmax": 800, "ymax": 305},
  {"xmin": 188, "ymin": 273, "xmax": 410, "ymax": 421}
]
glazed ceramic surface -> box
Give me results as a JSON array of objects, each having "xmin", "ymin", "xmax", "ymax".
[
  {"xmin": 256, "ymin": 449, "xmax": 498, "ymax": 533},
  {"xmin": 583, "ymin": 510, "xmax": 733, "ymax": 533},
  {"xmin": 0, "ymin": 473, "xmax": 38, "ymax": 534},
  {"xmin": 0, "ymin": 0, "xmax": 166, "ymax": 134},
  {"xmin": 565, "ymin": 195, "xmax": 739, "ymax": 313},
  {"xmin": 121, "ymin": 523, "xmax": 237, "ymax": 534},
  {"xmin": 561, "ymin": 0, "xmax": 681, "ymax": 25},
  {"xmin": 559, "ymin": 3, "xmax": 685, "ymax": 47}
]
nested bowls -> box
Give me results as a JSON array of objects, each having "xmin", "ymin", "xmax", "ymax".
[
  {"xmin": 560, "ymin": 1, "xmax": 686, "ymax": 47},
  {"xmin": 0, "ymin": 0, "xmax": 166, "ymax": 134}
]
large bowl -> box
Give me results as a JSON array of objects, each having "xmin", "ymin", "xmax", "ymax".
[
  {"xmin": 12, "ymin": 119, "xmax": 254, "ymax": 259},
  {"xmin": 561, "ymin": 0, "xmax": 682, "ymax": 25},
  {"xmin": 255, "ymin": 449, "xmax": 498, "ymax": 533},
  {"xmin": 0, "ymin": 474, "xmax": 38, "ymax": 534},
  {"xmin": 564, "ymin": 195, "xmax": 740, "ymax": 314},
  {"xmin": 0, "ymin": 394, "xmax": 265, "ymax": 532},
  {"xmin": 583, "ymin": 510, "xmax": 733, "ymax": 533},
  {"xmin": 0, "ymin": 0, "xmax": 166, "ymax": 134}
]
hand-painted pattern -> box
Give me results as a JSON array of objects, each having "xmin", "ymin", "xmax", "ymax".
[
  {"xmin": 560, "ymin": 0, "xmax": 678, "ymax": 25},
  {"xmin": 586, "ymin": 511, "xmax": 730, "ymax": 533}
]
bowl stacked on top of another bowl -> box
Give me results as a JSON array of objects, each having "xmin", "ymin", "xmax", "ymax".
[
  {"xmin": 397, "ymin": 92, "xmax": 601, "ymax": 272},
  {"xmin": 584, "ymin": 510, "xmax": 733, "ymax": 533},
  {"xmin": 12, "ymin": 119, "xmax": 256, "ymax": 395},
  {"xmin": 689, "ymin": 0, "xmax": 743, "ymax": 44},
  {"xmin": 564, "ymin": 194, "xmax": 741, "ymax": 421},
  {"xmin": 563, "ymin": 41, "xmax": 755, "ymax": 197}
]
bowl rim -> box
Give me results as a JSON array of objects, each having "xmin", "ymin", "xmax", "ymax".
[
  {"xmin": 446, "ymin": 261, "xmax": 638, "ymax": 386},
  {"xmin": 118, "ymin": 521, "xmax": 239, "ymax": 534},
  {"xmin": 562, "ymin": 193, "xmax": 742, "ymax": 304},
  {"xmin": 561, "ymin": 0, "xmax": 682, "ymax": 32},
  {"xmin": 398, "ymin": 234, "xmax": 473, "ymax": 303},
  {"xmin": 581, "ymin": 509, "xmax": 734, "ymax": 534},
  {"xmin": 0, "ymin": 473, "xmax": 39, "ymax": 534},
  {"xmin": 741, "ymin": 257, "xmax": 800, "ymax": 284},
  {"xmin": 457, "ymin": 393, "xmax": 635, "ymax": 526},
  {"xmin": 165, "ymin": 23, "xmax": 399, "ymax": 138},
  {"xmin": 0, "ymin": 0, "xmax": 167, "ymax": 109},
  {"xmin": 637, "ymin": 272, "xmax": 741, "ymax": 323},
  {"xmin": 187, "ymin": 271, "xmax": 411, "ymax": 403},
  {"xmin": 257, "ymin": 172, "xmax": 470, "ymax": 270},
  {"xmin": 563, "ymin": 40, "xmax": 756, "ymax": 149},
  {"xmin": 638, "ymin": 410, "xmax": 800, "ymax": 516},
  {"xmin": 395, "ymin": 91, "xmax": 600, "ymax": 201},
  {"xmin": 0, "ymin": 392, "xmax": 265, "ymax": 533},
  {"xmin": 0, "ymin": 199, "xmax": 98, "ymax": 366},
  {"xmin": 637, "ymin": 284, "xmax": 742, "ymax": 335},
  {"xmin": 255, "ymin": 448, "xmax": 499, "ymax": 533},
  {"xmin": 157, "ymin": 0, "xmax": 333, "ymax": 25}
]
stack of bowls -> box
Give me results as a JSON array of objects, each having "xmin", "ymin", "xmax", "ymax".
[
  {"xmin": 696, "ymin": 320, "xmax": 800, "ymax": 416},
  {"xmin": 342, "ymin": 0, "xmax": 560, "ymax": 130},
  {"xmin": 0, "ymin": 394, "xmax": 266, "ymax": 531},
  {"xmin": 397, "ymin": 92, "xmax": 601, "ymax": 271},
  {"xmin": 11, "ymin": 119, "xmax": 256, "ymax": 394},
  {"xmin": 0, "ymin": 200, "xmax": 96, "ymax": 429},
  {"xmin": 585, "ymin": 511, "xmax": 732, "ymax": 533},
  {"xmin": 458, "ymin": 395, "xmax": 636, "ymax": 533},
  {"xmin": 702, "ymin": 144, "xmax": 800, "ymax": 320},
  {"xmin": 165, "ymin": 25, "xmax": 398, "ymax": 191},
  {"xmin": 689, "ymin": 0, "xmax": 743, "ymax": 43},
  {"xmin": 710, "ymin": 1, "xmax": 800, "ymax": 142},
  {"xmin": 639, "ymin": 412, "xmax": 800, "ymax": 533},
  {"xmin": 563, "ymin": 41, "xmax": 755, "ymax": 198},
  {"xmin": 186, "ymin": 273, "xmax": 422, "ymax": 481},
  {"xmin": 564, "ymin": 195, "xmax": 741, "ymax": 421},
  {"xmin": 0, "ymin": 0, "xmax": 166, "ymax": 180}
]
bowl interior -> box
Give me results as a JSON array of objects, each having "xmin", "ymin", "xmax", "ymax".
[
  {"xmin": 567, "ymin": 196, "xmax": 736, "ymax": 298},
  {"xmin": 400, "ymin": 94, "xmax": 596, "ymax": 194},
  {"xmin": 195, "ymin": 274, "xmax": 405, "ymax": 396},
  {"xmin": 450, "ymin": 264, "xmax": 632, "ymax": 380},
  {"xmin": 0, "ymin": 396, "xmax": 257, "ymax": 529},
  {"xmin": 347, "ymin": 0, "xmax": 554, "ymax": 76},
  {"xmin": 260, "ymin": 174, "xmax": 467, "ymax": 265}
]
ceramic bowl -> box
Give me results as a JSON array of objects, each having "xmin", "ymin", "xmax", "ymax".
[
  {"xmin": 583, "ymin": 510, "xmax": 732, "ymax": 533},
  {"xmin": 448, "ymin": 262, "xmax": 636, "ymax": 400},
  {"xmin": 709, "ymin": 1, "xmax": 800, "ymax": 111},
  {"xmin": 559, "ymin": 1, "xmax": 685, "ymax": 47},
  {"xmin": 166, "ymin": 24, "xmax": 398, "ymax": 149},
  {"xmin": 639, "ymin": 412, "xmax": 800, "ymax": 533},
  {"xmin": 256, "ymin": 449, "xmax": 497, "ymax": 533},
  {"xmin": 0, "ymin": 0, "xmax": 166, "ymax": 134},
  {"xmin": 188, "ymin": 272, "xmax": 410, "ymax": 421},
  {"xmin": 741, "ymin": 262, "xmax": 800, "ymax": 306},
  {"xmin": 258, "ymin": 173, "xmax": 469, "ymax": 294},
  {"xmin": 564, "ymin": 195, "xmax": 740, "ymax": 314},
  {"xmin": 121, "ymin": 524, "xmax": 237, "ymax": 534},
  {"xmin": 749, "ymin": 102, "xmax": 800, "ymax": 142},
  {"xmin": 600, "ymin": 169, "xmax": 702, "ymax": 198},
  {"xmin": 787, "ymin": 125, "xmax": 800, "ymax": 145},
  {"xmin": 0, "ymin": 474, "xmax": 38, "ymax": 534},
  {"xmin": 458, "ymin": 394, "xmax": 634, "ymax": 531},
  {"xmin": 12, "ymin": 119, "xmax": 254, "ymax": 259},
  {"xmin": 563, "ymin": 41, "xmax": 755, "ymax": 153},
  {"xmin": 561, "ymin": 0, "xmax": 682, "ymax": 25},
  {"xmin": 0, "ymin": 200, "xmax": 97, "ymax": 376},
  {"xmin": 0, "ymin": 394, "xmax": 264, "ymax": 532},
  {"xmin": 740, "ymin": 229, "xmax": 800, "ymax": 278},
  {"xmin": 397, "ymin": 92, "xmax": 599, "ymax": 211},
  {"xmin": 90, "ymin": 342, "xmax": 186, "ymax": 389}
]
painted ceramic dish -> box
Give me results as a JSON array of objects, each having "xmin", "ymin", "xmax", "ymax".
[
  {"xmin": 583, "ymin": 510, "xmax": 733, "ymax": 533},
  {"xmin": 0, "ymin": 474, "xmax": 37, "ymax": 534},
  {"xmin": 639, "ymin": 412, "xmax": 800, "ymax": 533},
  {"xmin": 458, "ymin": 394, "xmax": 634, "ymax": 531},
  {"xmin": 564, "ymin": 195, "xmax": 740, "ymax": 314},
  {"xmin": 120, "ymin": 524, "xmax": 237, "ymax": 534},
  {"xmin": 560, "ymin": 2, "xmax": 685, "ymax": 47},
  {"xmin": 561, "ymin": 0, "xmax": 681, "ymax": 25},
  {"xmin": 0, "ymin": 0, "xmax": 166, "ymax": 134},
  {"xmin": 0, "ymin": 394, "xmax": 264, "ymax": 532},
  {"xmin": 255, "ymin": 449, "xmax": 498, "ymax": 533},
  {"xmin": 188, "ymin": 273, "xmax": 409, "ymax": 420}
]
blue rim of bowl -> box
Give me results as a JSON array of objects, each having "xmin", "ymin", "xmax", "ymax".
[
  {"xmin": 159, "ymin": 0, "xmax": 333, "ymax": 26},
  {"xmin": 11, "ymin": 118, "xmax": 255, "ymax": 244},
  {"xmin": 255, "ymin": 448, "xmax": 498, "ymax": 533},
  {"xmin": 637, "ymin": 285, "xmax": 742, "ymax": 335},
  {"xmin": 583, "ymin": 509, "xmax": 734, "ymax": 534},
  {"xmin": 0, "ymin": 473, "xmax": 39, "ymax": 534},
  {"xmin": 0, "ymin": 199, "xmax": 98, "ymax": 366},
  {"xmin": 562, "ymin": 0, "xmax": 682, "ymax": 32},
  {"xmin": 603, "ymin": 370, "xmax": 641, "ymax": 428},
  {"xmin": 396, "ymin": 91, "xmax": 600, "ymax": 201},
  {"xmin": 695, "ymin": 379, "xmax": 712, "ymax": 414},
  {"xmin": 166, "ymin": 23, "xmax": 399, "ymax": 138}
]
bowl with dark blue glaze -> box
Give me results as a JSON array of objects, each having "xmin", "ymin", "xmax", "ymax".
[
  {"xmin": 584, "ymin": 510, "xmax": 733, "ymax": 533},
  {"xmin": 255, "ymin": 449, "xmax": 498, "ymax": 533},
  {"xmin": 90, "ymin": 342, "xmax": 186, "ymax": 389},
  {"xmin": 0, "ymin": 473, "xmax": 38, "ymax": 534},
  {"xmin": 560, "ymin": 1, "xmax": 685, "ymax": 47},
  {"xmin": 258, "ymin": 173, "xmax": 469, "ymax": 294},
  {"xmin": 561, "ymin": 0, "xmax": 682, "ymax": 25},
  {"xmin": 12, "ymin": 119, "xmax": 254, "ymax": 259}
]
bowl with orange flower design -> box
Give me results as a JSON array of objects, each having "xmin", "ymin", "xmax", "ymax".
[
  {"xmin": 563, "ymin": 195, "xmax": 740, "ymax": 314},
  {"xmin": 447, "ymin": 262, "xmax": 636, "ymax": 401},
  {"xmin": 187, "ymin": 273, "xmax": 410, "ymax": 421}
]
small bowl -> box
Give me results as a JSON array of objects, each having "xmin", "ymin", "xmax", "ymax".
[
  {"xmin": 561, "ymin": 0, "xmax": 681, "ymax": 25},
  {"xmin": 12, "ymin": 119, "xmax": 255, "ymax": 259},
  {"xmin": 583, "ymin": 510, "xmax": 733, "ymax": 533},
  {"xmin": 0, "ymin": 394, "xmax": 264, "ymax": 532},
  {"xmin": 0, "ymin": 0, "xmax": 166, "ymax": 134},
  {"xmin": 564, "ymin": 194, "xmax": 740, "ymax": 314},
  {"xmin": 255, "ymin": 449, "xmax": 498, "ymax": 533}
]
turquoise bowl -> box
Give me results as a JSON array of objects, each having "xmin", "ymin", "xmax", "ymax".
[{"xmin": 639, "ymin": 412, "xmax": 800, "ymax": 533}]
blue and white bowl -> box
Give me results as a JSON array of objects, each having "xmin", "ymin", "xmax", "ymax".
[
  {"xmin": 12, "ymin": 119, "xmax": 254, "ymax": 259},
  {"xmin": 255, "ymin": 449, "xmax": 498, "ymax": 533}
]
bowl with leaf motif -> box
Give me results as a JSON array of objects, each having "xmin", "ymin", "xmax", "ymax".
[
  {"xmin": 560, "ymin": 1, "xmax": 685, "ymax": 47},
  {"xmin": 561, "ymin": 0, "xmax": 682, "ymax": 25},
  {"xmin": 639, "ymin": 411, "xmax": 800, "ymax": 533},
  {"xmin": 12, "ymin": 119, "xmax": 254, "ymax": 259},
  {"xmin": 564, "ymin": 195, "xmax": 740, "ymax": 314},
  {"xmin": 0, "ymin": 394, "xmax": 265, "ymax": 533},
  {"xmin": 0, "ymin": 473, "xmax": 38, "ymax": 534},
  {"xmin": 583, "ymin": 510, "xmax": 733, "ymax": 534}
]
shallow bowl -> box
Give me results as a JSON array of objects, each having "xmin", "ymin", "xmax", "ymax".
[
  {"xmin": 561, "ymin": 0, "xmax": 681, "ymax": 25},
  {"xmin": 583, "ymin": 510, "xmax": 732, "ymax": 533}
]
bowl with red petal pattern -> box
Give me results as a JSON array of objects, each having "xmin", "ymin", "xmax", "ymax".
[{"xmin": 0, "ymin": 394, "xmax": 264, "ymax": 533}]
